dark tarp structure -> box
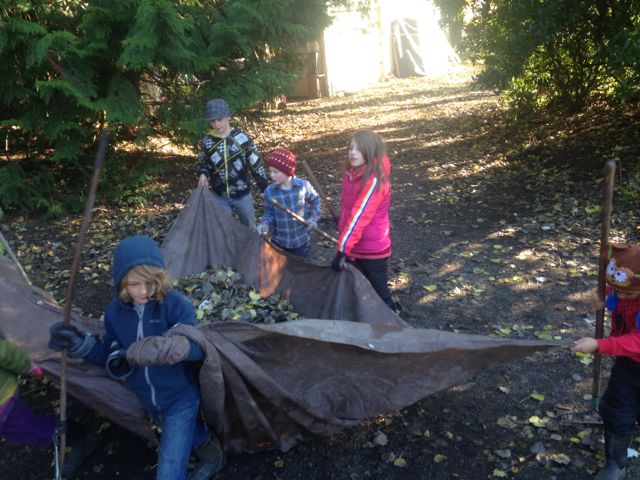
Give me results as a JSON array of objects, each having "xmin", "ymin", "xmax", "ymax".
[{"xmin": 0, "ymin": 187, "xmax": 562, "ymax": 454}]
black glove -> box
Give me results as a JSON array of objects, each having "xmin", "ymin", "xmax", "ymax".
[
  {"xmin": 106, "ymin": 341, "xmax": 133, "ymax": 380},
  {"xmin": 48, "ymin": 323, "xmax": 96, "ymax": 359},
  {"xmin": 331, "ymin": 251, "xmax": 346, "ymax": 272}
]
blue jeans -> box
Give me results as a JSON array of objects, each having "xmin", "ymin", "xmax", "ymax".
[
  {"xmin": 151, "ymin": 399, "xmax": 208, "ymax": 480},
  {"xmin": 216, "ymin": 192, "xmax": 256, "ymax": 228}
]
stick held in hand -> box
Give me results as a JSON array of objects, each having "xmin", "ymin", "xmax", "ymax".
[
  {"xmin": 270, "ymin": 198, "xmax": 338, "ymax": 244},
  {"xmin": 591, "ymin": 159, "xmax": 616, "ymax": 410}
]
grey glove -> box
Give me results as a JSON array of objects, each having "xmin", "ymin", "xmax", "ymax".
[
  {"xmin": 255, "ymin": 223, "xmax": 269, "ymax": 236},
  {"xmin": 306, "ymin": 219, "xmax": 318, "ymax": 231},
  {"xmin": 126, "ymin": 335, "xmax": 191, "ymax": 366},
  {"xmin": 48, "ymin": 323, "xmax": 96, "ymax": 359}
]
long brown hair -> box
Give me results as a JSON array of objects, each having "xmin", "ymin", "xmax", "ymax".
[
  {"xmin": 119, "ymin": 264, "xmax": 173, "ymax": 303},
  {"xmin": 346, "ymin": 130, "xmax": 389, "ymax": 192}
]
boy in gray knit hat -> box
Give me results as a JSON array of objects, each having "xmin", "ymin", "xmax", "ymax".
[{"xmin": 197, "ymin": 98, "xmax": 268, "ymax": 228}]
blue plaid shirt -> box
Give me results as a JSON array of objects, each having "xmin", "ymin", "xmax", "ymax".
[{"xmin": 260, "ymin": 177, "xmax": 321, "ymax": 249}]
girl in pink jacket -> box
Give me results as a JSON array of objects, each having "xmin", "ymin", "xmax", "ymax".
[{"xmin": 331, "ymin": 130, "xmax": 394, "ymax": 311}]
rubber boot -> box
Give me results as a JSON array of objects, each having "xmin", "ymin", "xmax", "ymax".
[
  {"xmin": 189, "ymin": 433, "xmax": 227, "ymax": 480},
  {"xmin": 61, "ymin": 421, "xmax": 98, "ymax": 478},
  {"xmin": 595, "ymin": 430, "xmax": 631, "ymax": 480}
]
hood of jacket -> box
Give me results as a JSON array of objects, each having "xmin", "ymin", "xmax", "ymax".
[{"xmin": 112, "ymin": 235, "xmax": 165, "ymax": 293}]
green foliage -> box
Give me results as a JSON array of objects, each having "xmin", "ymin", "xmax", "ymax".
[
  {"xmin": 434, "ymin": 0, "xmax": 467, "ymax": 50},
  {"xmin": 617, "ymin": 168, "xmax": 640, "ymax": 211},
  {"xmin": 458, "ymin": 0, "xmax": 640, "ymax": 112},
  {"xmin": 98, "ymin": 151, "xmax": 165, "ymax": 207},
  {"xmin": 0, "ymin": 0, "xmax": 334, "ymax": 214},
  {"xmin": 0, "ymin": 161, "xmax": 55, "ymax": 212},
  {"xmin": 0, "ymin": 149, "xmax": 164, "ymax": 216}
]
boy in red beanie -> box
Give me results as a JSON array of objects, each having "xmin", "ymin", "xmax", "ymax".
[{"xmin": 256, "ymin": 148, "xmax": 321, "ymax": 258}]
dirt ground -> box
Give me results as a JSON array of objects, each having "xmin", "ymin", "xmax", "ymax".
[{"xmin": 2, "ymin": 66, "xmax": 640, "ymax": 479}]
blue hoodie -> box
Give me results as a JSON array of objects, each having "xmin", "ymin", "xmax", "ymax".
[{"xmin": 84, "ymin": 235, "xmax": 204, "ymax": 414}]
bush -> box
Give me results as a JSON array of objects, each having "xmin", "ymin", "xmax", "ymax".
[
  {"xmin": 98, "ymin": 151, "xmax": 165, "ymax": 207},
  {"xmin": 463, "ymin": 0, "xmax": 640, "ymax": 112},
  {"xmin": 0, "ymin": 161, "xmax": 56, "ymax": 212},
  {"xmin": 0, "ymin": 149, "xmax": 165, "ymax": 216}
]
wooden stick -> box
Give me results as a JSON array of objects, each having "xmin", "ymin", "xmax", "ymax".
[
  {"xmin": 0, "ymin": 231, "xmax": 31, "ymax": 285},
  {"xmin": 270, "ymin": 198, "xmax": 338, "ymax": 244},
  {"xmin": 57, "ymin": 133, "xmax": 109, "ymax": 474},
  {"xmin": 300, "ymin": 159, "xmax": 339, "ymax": 223},
  {"xmin": 591, "ymin": 160, "xmax": 616, "ymax": 411}
]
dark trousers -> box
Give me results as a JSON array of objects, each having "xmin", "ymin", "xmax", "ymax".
[
  {"xmin": 347, "ymin": 257, "xmax": 395, "ymax": 311},
  {"xmin": 274, "ymin": 241, "xmax": 311, "ymax": 259},
  {"xmin": 599, "ymin": 357, "xmax": 640, "ymax": 435}
]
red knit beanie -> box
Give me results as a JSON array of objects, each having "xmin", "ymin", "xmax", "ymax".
[{"xmin": 266, "ymin": 148, "xmax": 297, "ymax": 176}]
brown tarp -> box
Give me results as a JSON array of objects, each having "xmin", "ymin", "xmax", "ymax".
[
  {"xmin": 0, "ymin": 188, "xmax": 562, "ymax": 453},
  {"xmin": 162, "ymin": 187, "xmax": 406, "ymax": 327}
]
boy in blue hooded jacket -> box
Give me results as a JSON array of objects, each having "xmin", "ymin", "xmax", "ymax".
[{"xmin": 49, "ymin": 235, "xmax": 225, "ymax": 480}]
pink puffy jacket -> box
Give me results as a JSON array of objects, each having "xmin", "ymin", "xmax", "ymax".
[{"xmin": 337, "ymin": 156, "xmax": 391, "ymax": 259}]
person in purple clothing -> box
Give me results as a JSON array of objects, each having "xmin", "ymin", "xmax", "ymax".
[
  {"xmin": 255, "ymin": 147, "xmax": 321, "ymax": 258},
  {"xmin": 49, "ymin": 235, "xmax": 225, "ymax": 480},
  {"xmin": 0, "ymin": 338, "xmax": 95, "ymax": 477}
]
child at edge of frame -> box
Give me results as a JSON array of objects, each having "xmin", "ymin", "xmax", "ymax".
[
  {"xmin": 572, "ymin": 242, "xmax": 640, "ymax": 480},
  {"xmin": 255, "ymin": 147, "xmax": 321, "ymax": 259},
  {"xmin": 331, "ymin": 129, "xmax": 396, "ymax": 312},
  {"xmin": 48, "ymin": 235, "xmax": 226, "ymax": 480},
  {"xmin": 196, "ymin": 98, "xmax": 269, "ymax": 229},
  {"xmin": 0, "ymin": 338, "xmax": 96, "ymax": 477}
]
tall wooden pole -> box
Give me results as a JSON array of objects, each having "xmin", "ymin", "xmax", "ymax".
[
  {"xmin": 591, "ymin": 160, "xmax": 616, "ymax": 410},
  {"xmin": 56, "ymin": 133, "xmax": 108, "ymax": 477}
]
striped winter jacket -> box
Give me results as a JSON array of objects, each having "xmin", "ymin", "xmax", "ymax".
[
  {"xmin": 337, "ymin": 156, "xmax": 391, "ymax": 259},
  {"xmin": 197, "ymin": 128, "xmax": 269, "ymax": 199}
]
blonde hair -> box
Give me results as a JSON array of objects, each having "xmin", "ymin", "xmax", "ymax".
[
  {"xmin": 119, "ymin": 264, "xmax": 173, "ymax": 303},
  {"xmin": 346, "ymin": 130, "xmax": 388, "ymax": 192}
]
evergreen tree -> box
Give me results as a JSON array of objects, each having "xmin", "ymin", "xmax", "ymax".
[{"xmin": 0, "ymin": 0, "xmax": 336, "ymax": 213}]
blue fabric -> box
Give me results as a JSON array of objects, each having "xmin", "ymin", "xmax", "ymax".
[
  {"xmin": 84, "ymin": 289, "xmax": 203, "ymax": 413},
  {"xmin": 216, "ymin": 192, "xmax": 257, "ymax": 228},
  {"xmin": 260, "ymin": 177, "xmax": 321, "ymax": 249},
  {"xmin": 203, "ymin": 99, "xmax": 230, "ymax": 121},
  {"xmin": 151, "ymin": 398, "xmax": 207, "ymax": 480},
  {"xmin": 112, "ymin": 235, "xmax": 165, "ymax": 293},
  {"xmin": 606, "ymin": 292, "xmax": 619, "ymax": 312}
]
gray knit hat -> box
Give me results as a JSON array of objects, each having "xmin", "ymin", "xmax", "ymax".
[{"xmin": 204, "ymin": 98, "xmax": 231, "ymax": 120}]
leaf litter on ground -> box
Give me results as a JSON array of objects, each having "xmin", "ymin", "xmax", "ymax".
[{"xmin": 175, "ymin": 267, "xmax": 299, "ymax": 325}]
